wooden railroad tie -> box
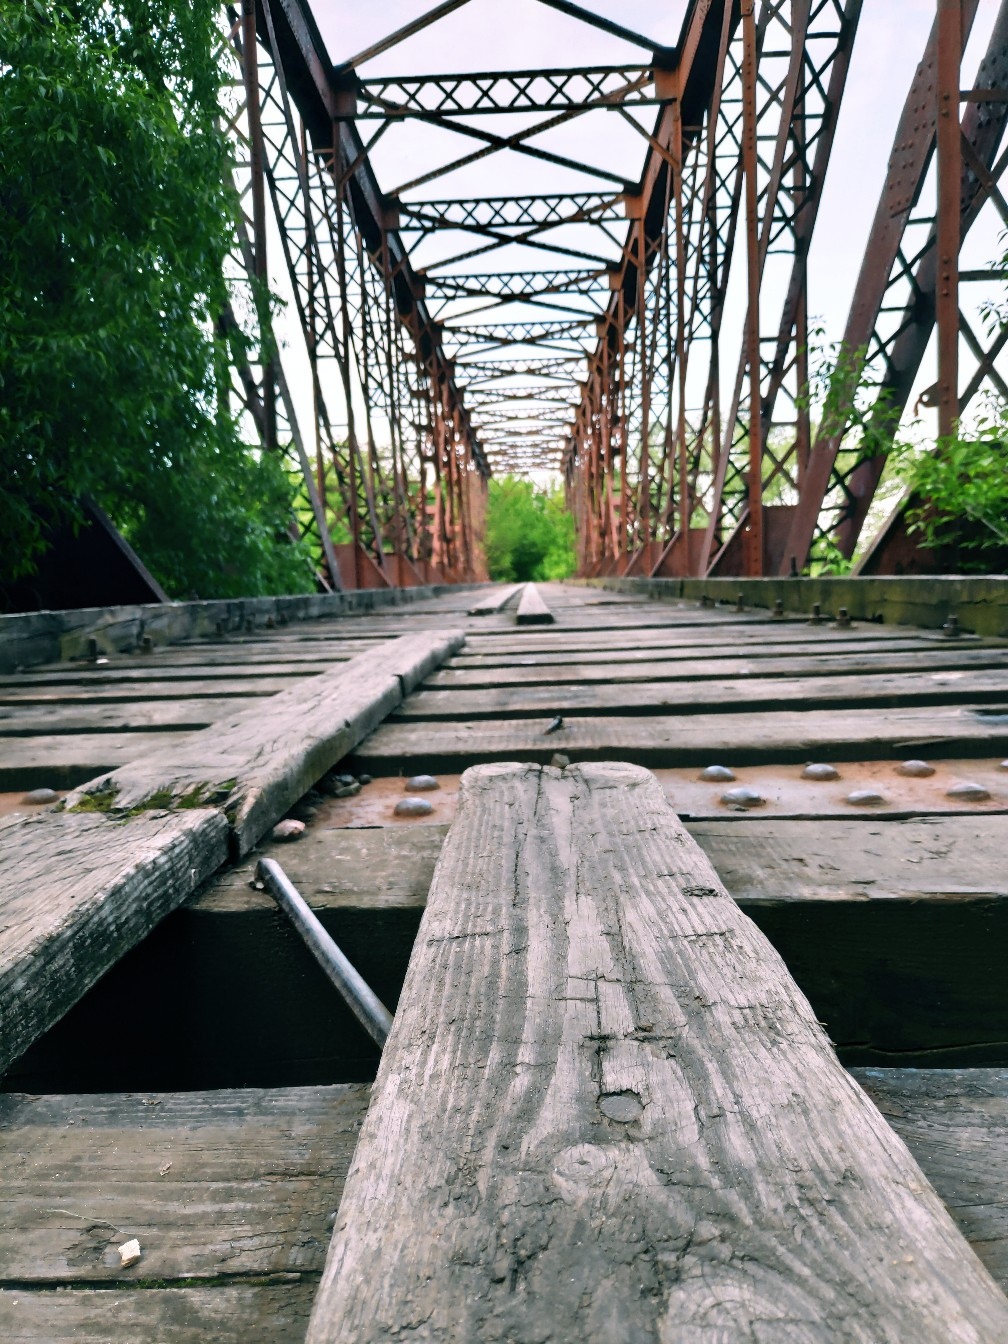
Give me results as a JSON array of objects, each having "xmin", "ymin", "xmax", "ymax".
[
  {"xmin": 516, "ymin": 582, "xmax": 555, "ymax": 625},
  {"xmin": 309, "ymin": 761, "xmax": 1008, "ymax": 1341}
]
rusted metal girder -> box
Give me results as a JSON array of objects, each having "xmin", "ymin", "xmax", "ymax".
[
  {"xmin": 782, "ymin": 0, "xmax": 1008, "ymax": 571},
  {"xmin": 224, "ymin": 0, "xmax": 489, "ymax": 588}
]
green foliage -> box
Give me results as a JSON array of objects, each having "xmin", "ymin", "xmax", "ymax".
[
  {"xmin": 893, "ymin": 413, "xmax": 1008, "ymax": 572},
  {"xmin": 0, "ymin": 1, "xmax": 313, "ymax": 598},
  {"xmin": 484, "ymin": 477, "xmax": 576, "ymax": 582}
]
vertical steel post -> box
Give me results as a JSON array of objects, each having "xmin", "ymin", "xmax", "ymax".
[
  {"xmin": 241, "ymin": 0, "xmax": 277, "ymax": 453},
  {"xmin": 937, "ymin": 0, "xmax": 963, "ymax": 440},
  {"xmin": 741, "ymin": 0, "xmax": 763, "ymax": 575}
]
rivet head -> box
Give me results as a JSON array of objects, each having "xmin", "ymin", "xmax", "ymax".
[
  {"xmin": 802, "ymin": 763, "xmax": 840, "ymax": 781},
  {"xmin": 946, "ymin": 782, "xmax": 990, "ymax": 801},
  {"xmin": 845, "ymin": 789, "xmax": 887, "ymax": 806},
  {"xmin": 897, "ymin": 760, "xmax": 935, "ymax": 777},
  {"xmin": 721, "ymin": 786, "xmax": 765, "ymax": 809}
]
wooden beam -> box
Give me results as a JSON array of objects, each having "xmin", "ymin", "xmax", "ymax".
[
  {"xmin": 0, "ymin": 809, "xmax": 228, "ymax": 1076},
  {"xmin": 61, "ymin": 632, "xmax": 464, "ymax": 855},
  {"xmin": 307, "ymin": 763, "xmax": 1008, "ymax": 1341},
  {"xmin": 515, "ymin": 582, "xmax": 555, "ymax": 626}
]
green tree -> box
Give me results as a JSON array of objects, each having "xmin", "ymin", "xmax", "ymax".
[
  {"xmin": 0, "ymin": 0, "xmax": 313, "ymax": 598},
  {"xmin": 484, "ymin": 476, "xmax": 576, "ymax": 582}
]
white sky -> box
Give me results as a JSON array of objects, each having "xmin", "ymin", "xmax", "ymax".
[{"xmin": 267, "ymin": 0, "xmax": 1007, "ymax": 482}]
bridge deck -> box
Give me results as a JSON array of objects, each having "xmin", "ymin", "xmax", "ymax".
[{"xmin": 1, "ymin": 581, "xmax": 1007, "ymax": 1336}]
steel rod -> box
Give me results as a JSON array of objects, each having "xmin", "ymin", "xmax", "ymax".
[{"xmin": 256, "ymin": 857, "xmax": 393, "ymax": 1047}]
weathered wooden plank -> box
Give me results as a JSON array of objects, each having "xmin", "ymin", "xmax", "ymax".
[
  {"xmin": 0, "ymin": 732, "xmax": 193, "ymax": 790},
  {"xmin": 515, "ymin": 581, "xmax": 554, "ymax": 625},
  {"xmin": 397, "ymin": 665, "xmax": 1008, "ymax": 719},
  {"xmin": 461, "ymin": 621, "xmax": 939, "ymax": 654},
  {"xmin": 0, "ymin": 1284, "xmax": 316, "ymax": 1343},
  {"xmin": 468, "ymin": 584, "xmax": 524, "ymax": 615},
  {"xmin": 429, "ymin": 645, "xmax": 1008, "ymax": 688},
  {"xmin": 0, "ymin": 696, "xmax": 261, "ymax": 736},
  {"xmin": 64, "ymin": 631, "xmax": 464, "ymax": 855},
  {"xmin": 0, "ymin": 1085, "xmax": 369, "ymax": 1282},
  {"xmin": 308, "ymin": 763, "xmax": 1008, "ymax": 1342},
  {"xmin": 0, "ymin": 809, "xmax": 228, "ymax": 1075},
  {"xmin": 0, "ymin": 675, "xmax": 305, "ymax": 703},
  {"xmin": 852, "ymin": 1068, "xmax": 1008, "ymax": 1291},
  {"xmin": 353, "ymin": 703, "xmax": 1008, "ymax": 771}
]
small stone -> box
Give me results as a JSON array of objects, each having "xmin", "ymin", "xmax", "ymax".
[
  {"xmin": 845, "ymin": 790, "xmax": 887, "ymax": 806},
  {"xmin": 405, "ymin": 774, "xmax": 439, "ymax": 791},
  {"xmin": 271, "ymin": 818, "xmax": 305, "ymax": 841},
  {"xmin": 21, "ymin": 788, "xmax": 58, "ymax": 805},
  {"xmin": 801, "ymin": 763, "xmax": 840, "ymax": 781},
  {"xmin": 335, "ymin": 773, "xmax": 356, "ymax": 786},
  {"xmin": 395, "ymin": 797, "xmax": 434, "ymax": 818},
  {"xmin": 946, "ymin": 782, "xmax": 990, "ymax": 801},
  {"xmin": 721, "ymin": 786, "xmax": 765, "ymax": 810},
  {"xmin": 334, "ymin": 782, "xmax": 362, "ymax": 798},
  {"xmin": 358, "ymin": 773, "xmax": 373, "ymax": 785},
  {"xmin": 544, "ymin": 715, "xmax": 565, "ymax": 735},
  {"xmin": 118, "ymin": 1239, "xmax": 142, "ymax": 1268},
  {"xmin": 699, "ymin": 765, "xmax": 735, "ymax": 782},
  {"xmin": 897, "ymin": 760, "xmax": 935, "ymax": 778},
  {"xmin": 1000, "ymin": 761, "xmax": 1008, "ymax": 771},
  {"xmin": 550, "ymin": 752, "xmax": 570, "ymax": 770}
]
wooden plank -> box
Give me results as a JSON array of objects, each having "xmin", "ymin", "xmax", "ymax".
[
  {"xmin": 203, "ymin": 815, "xmax": 1008, "ymax": 914},
  {"xmin": 0, "ymin": 809, "xmax": 228, "ymax": 1075},
  {"xmin": 430, "ymin": 645, "xmax": 1008, "ymax": 687},
  {"xmin": 468, "ymin": 584, "xmax": 524, "ymax": 615},
  {"xmin": 352, "ymin": 703, "xmax": 1008, "ymax": 772},
  {"xmin": 0, "ymin": 696, "xmax": 262, "ymax": 736},
  {"xmin": 852, "ymin": 1068, "xmax": 1008, "ymax": 1292},
  {"xmin": 64, "ymin": 631, "xmax": 464, "ymax": 856},
  {"xmin": 461, "ymin": 621, "xmax": 942, "ymax": 654},
  {"xmin": 0, "ymin": 675, "xmax": 305, "ymax": 703},
  {"xmin": 515, "ymin": 581, "xmax": 554, "ymax": 625},
  {"xmin": 0, "ymin": 1284, "xmax": 316, "ymax": 1343},
  {"xmin": 0, "ymin": 732, "xmax": 193, "ymax": 791},
  {"xmin": 0, "ymin": 1085, "xmax": 369, "ymax": 1281},
  {"xmin": 397, "ymin": 665, "xmax": 1008, "ymax": 719},
  {"xmin": 308, "ymin": 763, "xmax": 1008, "ymax": 1341}
]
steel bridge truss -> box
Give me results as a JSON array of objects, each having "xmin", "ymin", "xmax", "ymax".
[{"xmin": 218, "ymin": 0, "xmax": 1008, "ymax": 585}]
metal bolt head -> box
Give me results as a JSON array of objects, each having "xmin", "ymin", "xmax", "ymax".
[
  {"xmin": 735, "ymin": 592, "xmax": 746, "ymax": 612},
  {"xmin": 807, "ymin": 602, "xmax": 822, "ymax": 626},
  {"xmin": 942, "ymin": 614, "xmax": 960, "ymax": 638},
  {"xmin": 772, "ymin": 599, "xmax": 784, "ymax": 620},
  {"xmin": 835, "ymin": 607, "xmax": 851, "ymax": 629}
]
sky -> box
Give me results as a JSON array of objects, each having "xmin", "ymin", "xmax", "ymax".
[{"xmin": 265, "ymin": 0, "xmax": 1007, "ymax": 483}]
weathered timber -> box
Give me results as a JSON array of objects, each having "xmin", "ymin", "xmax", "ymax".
[
  {"xmin": 428, "ymin": 645, "xmax": 1008, "ymax": 687},
  {"xmin": 63, "ymin": 631, "xmax": 464, "ymax": 855},
  {"xmin": 352, "ymin": 703, "xmax": 1008, "ymax": 772},
  {"xmin": 852, "ymin": 1068, "xmax": 1008, "ymax": 1291},
  {"xmin": 0, "ymin": 1085, "xmax": 369, "ymax": 1282},
  {"xmin": 0, "ymin": 732, "xmax": 192, "ymax": 790},
  {"xmin": 308, "ymin": 763, "xmax": 1008, "ymax": 1342},
  {"xmin": 468, "ymin": 584, "xmax": 524, "ymax": 615},
  {"xmin": 0, "ymin": 1284, "xmax": 315, "ymax": 1343},
  {"xmin": 0, "ymin": 809, "xmax": 228, "ymax": 1076},
  {"xmin": 0, "ymin": 696, "xmax": 258, "ymax": 736},
  {"xmin": 397, "ymin": 665, "xmax": 1008, "ymax": 719},
  {"xmin": 0, "ymin": 675, "xmax": 306, "ymax": 703},
  {"xmin": 515, "ymin": 581, "xmax": 554, "ymax": 625}
]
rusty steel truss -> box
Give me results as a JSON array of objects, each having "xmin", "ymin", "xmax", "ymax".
[{"xmin": 219, "ymin": 0, "xmax": 1008, "ymax": 585}]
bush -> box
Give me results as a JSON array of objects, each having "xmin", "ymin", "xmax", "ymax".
[
  {"xmin": 0, "ymin": 1, "xmax": 313, "ymax": 598},
  {"xmin": 484, "ymin": 477, "xmax": 576, "ymax": 582}
]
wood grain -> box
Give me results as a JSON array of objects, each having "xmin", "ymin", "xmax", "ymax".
[
  {"xmin": 0, "ymin": 809, "xmax": 228, "ymax": 1074},
  {"xmin": 0, "ymin": 1085, "xmax": 369, "ymax": 1281},
  {"xmin": 397, "ymin": 665, "xmax": 1008, "ymax": 719},
  {"xmin": 852, "ymin": 1068, "xmax": 1008, "ymax": 1290},
  {"xmin": 353, "ymin": 703, "xmax": 1008, "ymax": 771},
  {"xmin": 63, "ymin": 631, "xmax": 464, "ymax": 855},
  {"xmin": 308, "ymin": 763, "xmax": 1008, "ymax": 1342}
]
